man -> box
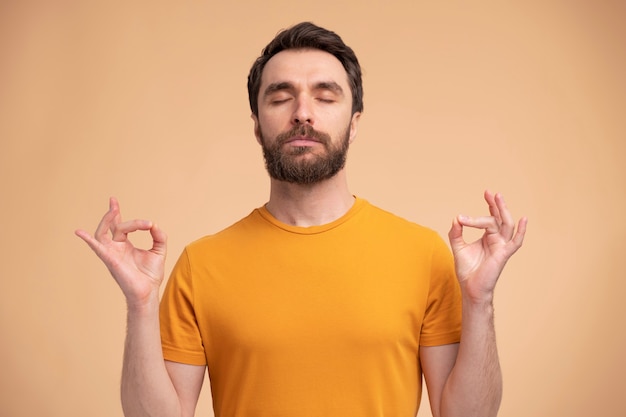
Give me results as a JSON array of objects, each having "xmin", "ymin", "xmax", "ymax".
[{"xmin": 76, "ymin": 22, "xmax": 527, "ymax": 417}]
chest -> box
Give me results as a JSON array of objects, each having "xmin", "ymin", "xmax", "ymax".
[{"xmin": 195, "ymin": 244, "xmax": 431, "ymax": 360}]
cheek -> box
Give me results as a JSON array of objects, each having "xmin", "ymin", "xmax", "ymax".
[
  {"xmin": 255, "ymin": 118, "xmax": 280, "ymax": 145},
  {"xmin": 257, "ymin": 112, "xmax": 285, "ymax": 136}
]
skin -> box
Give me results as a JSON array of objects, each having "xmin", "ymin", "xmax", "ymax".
[
  {"xmin": 76, "ymin": 48, "xmax": 527, "ymax": 417},
  {"xmin": 252, "ymin": 49, "xmax": 361, "ymax": 227}
]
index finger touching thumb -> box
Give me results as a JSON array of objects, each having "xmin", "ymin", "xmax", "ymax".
[{"xmin": 149, "ymin": 223, "xmax": 167, "ymax": 255}]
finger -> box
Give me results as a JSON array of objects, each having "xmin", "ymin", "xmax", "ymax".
[
  {"xmin": 509, "ymin": 216, "xmax": 528, "ymax": 251},
  {"xmin": 110, "ymin": 196, "xmax": 122, "ymax": 224},
  {"xmin": 495, "ymin": 193, "xmax": 515, "ymax": 240},
  {"xmin": 111, "ymin": 219, "xmax": 153, "ymax": 242},
  {"xmin": 457, "ymin": 214, "xmax": 499, "ymax": 234},
  {"xmin": 484, "ymin": 190, "xmax": 501, "ymax": 224},
  {"xmin": 149, "ymin": 224, "xmax": 167, "ymax": 256},
  {"xmin": 94, "ymin": 198, "xmax": 121, "ymax": 241},
  {"xmin": 108, "ymin": 198, "xmax": 126, "ymax": 241},
  {"xmin": 75, "ymin": 228, "xmax": 106, "ymax": 257},
  {"xmin": 448, "ymin": 216, "xmax": 466, "ymax": 250},
  {"xmin": 75, "ymin": 228, "xmax": 97, "ymax": 247}
]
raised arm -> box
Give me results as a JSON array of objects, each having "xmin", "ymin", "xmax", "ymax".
[
  {"xmin": 75, "ymin": 198, "xmax": 204, "ymax": 417},
  {"xmin": 422, "ymin": 191, "xmax": 527, "ymax": 417}
]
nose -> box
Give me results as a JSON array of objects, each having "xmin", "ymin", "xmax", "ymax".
[{"xmin": 292, "ymin": 95, "xmax": 313, "ymax": 125}]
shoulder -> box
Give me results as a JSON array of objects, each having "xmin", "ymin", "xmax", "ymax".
[
  {"xmin": 359, "ymin": 199, "xmax": 441, "ymax": 240},
  {"xmin": 184, "ymin": 208, "xmax": 266, "ymax": 254}
]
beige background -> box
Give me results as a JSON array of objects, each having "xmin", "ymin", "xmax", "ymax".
[{"xmin": 1, "ymin": 1, "xmax": 624, "ymax": 416}]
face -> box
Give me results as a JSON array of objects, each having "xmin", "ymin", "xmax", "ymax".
[{"xmin": 252, "ymin": 49, "xmax": 361, "ymax": 184}]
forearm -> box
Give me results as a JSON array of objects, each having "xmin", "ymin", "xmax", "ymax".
[
  {"xmin": 440, "ymin": 296, "xmax": 502, "ymax": 417},
  {"xmin": 121, "ymin": 295, "xmax": 181, "ymax": 417}
]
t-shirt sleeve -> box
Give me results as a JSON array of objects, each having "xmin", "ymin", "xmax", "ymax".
[
  {"xmin": 419, "ymin": 234, "xmax": 462, "ymax": 346},
  {"xmin": 159, "ymin": 248, "xmax": 207, "ymax": 365}
]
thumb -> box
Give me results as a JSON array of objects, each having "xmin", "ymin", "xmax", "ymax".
[
  {"xmin": 149, "ymin": 224, "xmax": 167, "ymax": 256},
  {"xmin": 447, "ymin": 216, "xmax": 466, "ymax": 251}
]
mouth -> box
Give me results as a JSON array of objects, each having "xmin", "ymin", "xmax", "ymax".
[{"xmin": 284, "ymin": 136, "xmax": 322, "ymax": 147}]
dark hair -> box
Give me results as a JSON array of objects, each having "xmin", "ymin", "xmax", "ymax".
[{"xmin": 247, "ymin": 22, "xmax": 363, "ymax": 116}]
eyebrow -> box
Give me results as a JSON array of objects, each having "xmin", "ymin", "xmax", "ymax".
[
  {"xmin": 263, "ymin": 81, "xmax": 345, "ymax": 97},
  {"xmin": 263, "ymin": 82, "xmax": 294, "ymax": 97},
  {"xmin": 314, "ymin": 81, "xmax": 344, "ymax": 95}
]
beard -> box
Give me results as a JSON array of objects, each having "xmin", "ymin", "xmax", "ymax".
[{"xmin": 260, "ymin": 123, "xmax": 351, "ymax": 185}]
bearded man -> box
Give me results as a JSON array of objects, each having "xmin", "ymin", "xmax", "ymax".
[{"xmin": 76, "ymin": 22, "xmax": 527, "ymax": 417}]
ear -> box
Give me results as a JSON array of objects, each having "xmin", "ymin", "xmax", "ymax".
[
  {"xmin": 251, "ymin": 113, "xmax": 262, "ymax": 145},
  {"xmin": 348, "ymin": 112, "xmax": 361, "ymax": 144}
]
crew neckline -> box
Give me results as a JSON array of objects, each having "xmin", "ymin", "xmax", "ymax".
[{"xmin": 257, "ymin": 197, "xmax": 367, "ymax": 235}]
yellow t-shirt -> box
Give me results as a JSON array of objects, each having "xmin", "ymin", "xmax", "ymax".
[{"xmin": 160, "ymin": 198, "xmax": 461, "ymax": 417}]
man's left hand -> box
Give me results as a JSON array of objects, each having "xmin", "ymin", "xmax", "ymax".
[{"xmin": 448, "ymin": 190, "xmax": 528, "ymax": 304}]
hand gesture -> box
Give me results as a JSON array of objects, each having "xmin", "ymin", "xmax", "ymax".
[
  {"xmin": 75, "ymin": 198, "xmax": 167, "ymax": 308},
  {"xmin": 448, "ymin": 191, "xmax": 527, "ymax": 304}
]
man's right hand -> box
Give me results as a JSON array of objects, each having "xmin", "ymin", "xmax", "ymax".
[{"xmin": 75, "ymin": 197, "xmax": 167, "ymax": 309}]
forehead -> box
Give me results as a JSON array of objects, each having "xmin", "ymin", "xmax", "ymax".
[{"xmin": 261, "ymin": 48, "xmax": 349, "ymax": 88}]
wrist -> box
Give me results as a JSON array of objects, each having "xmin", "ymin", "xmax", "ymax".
[
  {"xmin": 461, "ymin": 290, "xmax": 495, "ymax": 312},
  {"xmin": 460, "ymin": 293, "xmax": 497, "ymax": 333},
  {"xmin": 126, "ymin": 290, "xmax": 160, "ymax": 315}
]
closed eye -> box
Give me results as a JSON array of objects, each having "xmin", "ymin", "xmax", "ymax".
[
  {"xmin": 264, "ymin": 82, "xmax": 295, "ymax": 105},
  {"xmin": 267, "ymin": 93, "xmax": 294, "ymax": 105},
  {"xmin": 271, "ymin": 97, "xmax": 292, "ymax": 104}
]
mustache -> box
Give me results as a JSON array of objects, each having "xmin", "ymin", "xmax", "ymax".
[{"xmin": 275, "ymin": 124, "xmax": 331, "ymax": 146}]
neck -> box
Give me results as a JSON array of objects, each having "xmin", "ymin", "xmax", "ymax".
[{"xmin": 265, "ymin": 170, "xmax": 354, "ymax": 227}]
